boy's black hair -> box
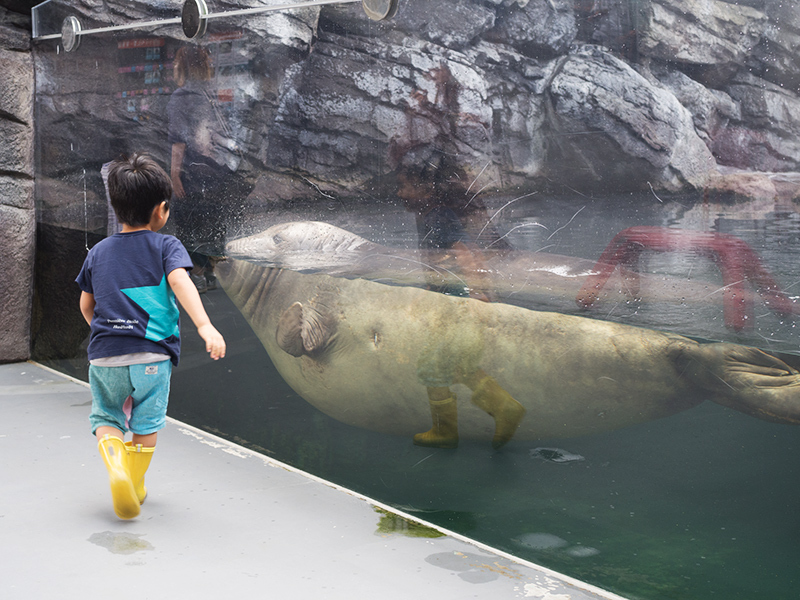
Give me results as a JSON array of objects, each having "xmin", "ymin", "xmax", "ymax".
[{"xmin": 107, "ymin": 153, "xmax": 172, "ymax": 226}]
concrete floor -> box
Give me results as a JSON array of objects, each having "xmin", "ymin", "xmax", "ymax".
[{"xmin": 0, "ymin": 361, "xmax": 627, "ymax": 600}]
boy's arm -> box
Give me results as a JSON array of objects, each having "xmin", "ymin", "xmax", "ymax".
[
  {"xmin": 79, "ymin": 292, "xmax": 95, "ymax": 326},
  {"xmin": 167, "ymin": 267, "xmax": 226, "ymax": 360}
]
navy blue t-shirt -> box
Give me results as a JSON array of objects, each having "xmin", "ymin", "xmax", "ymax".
[{"xmin": 76, "ymin": 230, "xmax": 193, "ymax": 366}]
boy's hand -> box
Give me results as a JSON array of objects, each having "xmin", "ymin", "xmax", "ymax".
[
  {"xmin": 168, "ymin": 267, "xmax": 226, "ymax": 360},
  {"xmin": 197, "ymin": 323, "xmax": 226, "ymax": 360}
]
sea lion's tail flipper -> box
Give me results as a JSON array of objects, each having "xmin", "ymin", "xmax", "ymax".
[
  {"xmin": 679, "ymin": 343, "xmax": 800, "ymax": 425},
  {"xmin": 276, "ymin": 302, "xmax": 335, "ymax": 357}
]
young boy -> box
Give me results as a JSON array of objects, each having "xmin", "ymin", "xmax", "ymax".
[{"xmin": 76, "ymin": 153, "xmax": 226, "ymax": 519}]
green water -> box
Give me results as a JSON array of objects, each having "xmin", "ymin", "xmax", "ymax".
[{"xmin": 161, "ymin": 288, "xmax": 800, "ymax": 600}]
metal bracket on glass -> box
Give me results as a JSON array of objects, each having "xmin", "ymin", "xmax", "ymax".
[
  {"xmin": 362, "ymin": 0, "xmax": 398, "ymax": 21},
  {"xmin": 182, "ymin": 0, "xmax": 209, "ymax": 39},
  {"xmin": 52, "ymin": 0, "xmax": 399, "ymax": 51},
  {"xmin": 181, "ymin": 0, "xmax": 399, "ymax": 39},
  {"xmin": 60, "ymin": 15, "xmax": 81, "ymax": 52}
]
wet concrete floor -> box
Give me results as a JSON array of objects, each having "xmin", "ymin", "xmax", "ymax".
[{"xmin": 0, "ymin": 361, "xmax": 626, "ymax": 600}]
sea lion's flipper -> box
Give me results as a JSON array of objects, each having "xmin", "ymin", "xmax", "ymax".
[
  {"xmin": 679, "ymin": 343, "xmax": 800, "ymax": 424},
  {"xmin": 276, "ymin": 302, "xmax": 335, "ymax": 357}
]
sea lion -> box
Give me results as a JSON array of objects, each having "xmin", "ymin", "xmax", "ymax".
[{"xmin": 217, "ymin": 256, "xmax": 800, "ymax": 445}]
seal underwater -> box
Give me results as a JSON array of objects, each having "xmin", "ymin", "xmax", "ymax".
[{"xmin": 217, "ymin": 253, "xmax": 800, "ymax": 448}]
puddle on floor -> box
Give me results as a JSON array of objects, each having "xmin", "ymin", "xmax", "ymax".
[{"xmin": 88, "ymin": 531, "xmax": 153, "ymax": 554}]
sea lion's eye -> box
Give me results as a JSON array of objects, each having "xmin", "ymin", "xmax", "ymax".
[{"xmin": 273, "ymin": 234, "xmax": 283, "ymax": 245}]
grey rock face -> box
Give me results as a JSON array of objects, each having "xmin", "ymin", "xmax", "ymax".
[
  {"xmin": 269, "ymin": 31, "xmax": 497, "ymax": 187},
  {"xmin": 747, "ymin": 0, "xmax": 800, "ymax": 92},
  {"xmin": 546, "ymin": 46, "xmax": 715, "ymax": 191},
  {"xmin": 638, "ymin": 0, "xmax": 768, "ymax": 70},
  {"xmin": 0, "ymin": 201, "xmax": 35, "ymax": 362},
  {"xmin": 651, "ymin": 62, "xmax": 741, "ymax": 148},
  {"xmin": 0, "ymin": 8, "xmax": 34, "ymax": 362},
  {"xmin": 22, "ymin": 0, "xmax": 800, "ymax": 208},
  {"xmin": 718, "ymin": 72, "xmax": 800, "ymax": 171},
  {"xmin": 323, "ymin": 0, "xmax": 495, "ymax": 49},
  {"xmin": 486, "ymin": 0, "xmax": 577, "ymax": 57}
]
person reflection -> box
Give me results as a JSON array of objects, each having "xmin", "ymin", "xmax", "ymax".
[
  {"xmin": 167, "ymin": 44, "xmax": 248, "ymax": 292},
  {"xmin": 394, "ymin": 151, "xmax": 525, "ymax": 450}
]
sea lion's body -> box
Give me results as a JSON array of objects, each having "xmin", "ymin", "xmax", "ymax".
[{"xmin": 218, "ymin": 257, "xmax": 800, "ymax": 442}]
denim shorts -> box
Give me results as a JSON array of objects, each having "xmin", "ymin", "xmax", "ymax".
[{"xmin": 89, "ymin": 360, "xmax": 172, "ymax": 435}]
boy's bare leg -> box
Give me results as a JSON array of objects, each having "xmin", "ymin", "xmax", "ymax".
[
  {"xmin": 128, "ymin": 432, "xmax": 157, "ymax": 504},
  {"xmin": 132, "ymin": 432, "xmax": 157, "ymax": 447},
  {"xmin": 95, "ymin": 425, "xmax": 124, "ymax": 442}
]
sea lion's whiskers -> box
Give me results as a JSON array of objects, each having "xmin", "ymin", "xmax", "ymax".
[
  {"xmin": 464, "ymin": 182, "xmax": 492, "ymax": 209},
  {"xmin": 506, "ymin": 274, "xmax": 534, "ymax": 297},
  {"xmin": 478, "ymin": 192, "xmax": 539, "ymax": 239},
  {"xmin": 781, "ymin": 279, "xmax": 800, "ymax": 291},
  {"xmin": 465, "ymin": 161, "xmax": 491, "ymax": 195},
  {"xmin": 699, "ymin": 280, "xmax": 746, "ymax": 300},
  {"xmin": 547, "ymin": 206, "xmax": 586, "ymax": 241},
  {"xmin": 487, "ymin": 222, "xmax": 549, "ymax": 248},
  {"xmin": 373, "ymin": 253, "xmax": 469, "ymax": 287},
  {"xmin": 412, "ymin": 454, "xmax": 434, "ymax": 468}
]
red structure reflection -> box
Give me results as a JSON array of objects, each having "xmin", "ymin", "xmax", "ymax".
[{"xmin": 576, "ymin": 226, "xmax": 797, "ymax": 331}]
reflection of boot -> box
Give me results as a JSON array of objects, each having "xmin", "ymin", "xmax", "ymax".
[
  {"xmin": 97, "ymin": 435, "xmax": 140, "ymax": 519},
  {"xmin": 190, "ymin": 272, "xmax": 208, "ymax": 293},
  {"xmin": 470, "ymin": 377, "xmax": 526, "ymax": 450},
  {"xmin": 125, "ymin": 442, "xmax": 154, "ymax": 505},
  {"xmin": 413, "ymin": 393, "xmax": 459, "ymax": 449}
]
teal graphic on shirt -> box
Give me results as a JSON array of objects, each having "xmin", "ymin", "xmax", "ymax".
[{"xmin": 121, "ymin": 274, "xmax": 180, "ymax": 342}]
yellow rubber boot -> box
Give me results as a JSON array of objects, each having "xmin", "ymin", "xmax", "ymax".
[
  {"xmin": 97, "ymin": 434, "xmax": 140, "ymax": 519},
  {"xmin": 125, "ymin": 442, "xmax": 155, "ymax": 505},
  {"xmin": 470, "ymin": 376, "xmax": 526, "ymax": 450},
  {"xmin": 413, "ymin": 393, "xmax": 459, "ymax": 449}
]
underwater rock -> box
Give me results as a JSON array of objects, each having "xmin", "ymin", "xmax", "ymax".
[
  {"xmin": 565, "ymin": 546, "xmax": 600, "ymax": 558},
  {"xmin": 515, "ymin": 532, "xmax": 599, "ymax": 558},
  {"xmin": 529, "ymin": 448, "xmax": 585, "ymax": 463},
  {"xmin": 515, "ymin": 533, "xmax": 570, "ymax": 550}
]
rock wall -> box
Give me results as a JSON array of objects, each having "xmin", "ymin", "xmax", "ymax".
[
  {"xmin": 0, "ymin": 4, "xmax": 34, "ymax": 363},
  {"xmin": 30, "ymin": 0, "xmax": 800, "ymax": 207}
]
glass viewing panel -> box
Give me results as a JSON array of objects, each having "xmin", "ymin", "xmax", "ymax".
[{"xmin": 31, "ymin": 0, "xmax": 800, "ymax": 598}]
